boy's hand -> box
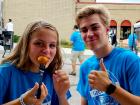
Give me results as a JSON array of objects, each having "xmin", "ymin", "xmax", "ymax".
[{"xmin": 88, "ymin": 58, "xmax": 111, "ymax": 91}]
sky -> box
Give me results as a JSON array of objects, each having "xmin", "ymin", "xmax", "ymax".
[{"xmin": 96, "ymin": 0, "xmax": 140, "ymax": 3}]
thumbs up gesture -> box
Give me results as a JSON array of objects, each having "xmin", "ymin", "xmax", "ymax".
[
  {"xmin": 88, "ymin": 58, "xmax": 112, "ymax": 91},
  {"xmin": 99, "ymin": 58, "xmax": 107, "ymax": 72}
]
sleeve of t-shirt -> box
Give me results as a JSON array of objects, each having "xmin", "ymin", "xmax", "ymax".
[
  {"xmin": 126, "ymin": 55, "xmax": 140, "ymax": 96},
  {"xmin": 0, "ymin": 75, "xmax": 5, "ymax": 104},
  {"xmin": 0, "ymin": 67, "xmax": 10, "ymax": 104}
]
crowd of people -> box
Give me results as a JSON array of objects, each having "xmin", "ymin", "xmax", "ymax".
[{"xmin": 0, "ymin": 4, "xmax": 140, "ymax": 105}]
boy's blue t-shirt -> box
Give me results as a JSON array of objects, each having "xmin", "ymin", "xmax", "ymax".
[
  {"xmin": 0, "ymin": 63, "xmax": 71, "ymax": 104},
  {"xmin": 70, "ymin": 31, "xmax": 85, "ymax": 51},
  {"xmin": 77, "ymin": 48, "xmax": 140, "ymax": 105}
]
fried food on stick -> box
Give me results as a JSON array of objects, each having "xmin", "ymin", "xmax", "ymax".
[{"xmin": 37, "ymin": 56, "xmax": 49, "ymax": 64}]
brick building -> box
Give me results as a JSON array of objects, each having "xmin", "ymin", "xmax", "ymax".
[{"xmin": 2, "ymin": 0, "xmax": 140, "ymax": 44}]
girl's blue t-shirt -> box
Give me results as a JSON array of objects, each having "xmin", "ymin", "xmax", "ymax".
[
  {"xmin": 0, "ymin": 63, "xmax": 71, "ymax": 104},
  {"xmin": 77, "ymin": 48, "xmax": 140, "ymax": 105}
]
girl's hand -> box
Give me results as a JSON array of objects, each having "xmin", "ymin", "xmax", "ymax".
[
  {"xmin": 53, "ymin": 70, "xmax": 70, "ymax": 97},
  {"xmin": 23, "ymin": 82, "xmax": 48, "ymax": 105}
]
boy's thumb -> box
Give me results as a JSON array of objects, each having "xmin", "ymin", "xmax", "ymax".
[{"xmin": 100, "ymin": 58, "xmax": 107, "ymax": 72}]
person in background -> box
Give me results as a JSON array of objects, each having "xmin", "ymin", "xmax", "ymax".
[
  {"xmin": 111, "ymin": 31, "xmax": 117, "ymax": 47},
  {"xmin": 69, "ymin": 25, "xmax": 85, "ymax": 76},
  {"xmin": 0, "ymin": 20, "xmax": 3, "ymax": 45},
  {"xmin": 76, "ymin": 4, "xmax": 140, "ymax": 105},
  {"xmin": 5, "ymin": 19, "xmax": 14, "ymax": 33},
  {"xmin": 128, "ymin": 30, "xmax": 138, "ymax": 55},
  {"xmin": 0, "ymin": 20, "xmax": 71, "ymax": 105},
  {"xmin": 5, "ymin": 19, "xmax": 14, "ymax": 48}
]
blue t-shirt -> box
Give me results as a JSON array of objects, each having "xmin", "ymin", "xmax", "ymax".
[
  {"xmin": 128, "ymin": 33, "xmax": 138, "ymax": 47},
  {"xmin": 70, "ymin": 31, "xmax": 85, "ymax": 51},
  {"xmin": 0, "ymin": 63, "xmax": 71, "ymax": 104},
  {"xmin": 77, "ymin": 48, "xmax": 140, "ymax": 105}
]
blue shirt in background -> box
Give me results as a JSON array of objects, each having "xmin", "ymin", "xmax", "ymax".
[
  {"xmin": 128, "ymin": 33, "xmax": 138, "ymax": 47},
  {"xmin": 70, "ymin": 30, "xmax": 85, "ymax": 51}
]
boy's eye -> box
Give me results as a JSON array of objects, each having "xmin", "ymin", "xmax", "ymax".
[
  {"xmin": 80, "ymin": 28, "xmax": 88, "ymax": 33},
  {"xmin": 91, "ymin": 26, "xmax": 99, "ymax": 31},
  {"xmin": 80, "ymin": 25, "xmax": 99, "ymax": 33}
]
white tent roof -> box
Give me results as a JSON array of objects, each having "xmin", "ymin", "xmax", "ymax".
[{"xmin": 134, "ymin": 22, "xmax": 140, "ymax": 28}]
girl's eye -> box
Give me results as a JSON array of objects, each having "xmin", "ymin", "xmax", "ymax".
[
  {"xmin": 33, "ymin": 41, "xmax": 57, "ymax": 48},
  {"xmin": 34, "ymin": 42, "xmax": 44, "ymax": 47},
  {"xmin": 49, "ymin": 43, "xmax": 57, "ymax": 49}
]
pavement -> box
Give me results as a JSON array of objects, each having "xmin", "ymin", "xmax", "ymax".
[{"xmin": 0, "ymin": 44, "xmax": 140, "ymax": 105}]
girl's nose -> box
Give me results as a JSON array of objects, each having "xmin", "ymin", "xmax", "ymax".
[{"xmin": 42, "ymin": 46, "xmax": 50, "ymax": 55}]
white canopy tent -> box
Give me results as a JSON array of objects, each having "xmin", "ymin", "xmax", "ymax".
[
  {"xmin": 134, "ymin": 22, "xmax": 140, "ymax": 28},
  {"xmin": 134, "ymin": 22, "xmax": 140, "ymax": 40}
]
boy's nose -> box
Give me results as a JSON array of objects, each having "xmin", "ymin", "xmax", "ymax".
[{"xmin": 87, "ymin": 30, "xmax": 94, "ymax": 38}]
